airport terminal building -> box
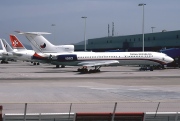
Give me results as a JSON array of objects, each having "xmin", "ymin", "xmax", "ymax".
[{"xmin": 74, "ymin": 30, "xmax": 180, "ymax": 52}]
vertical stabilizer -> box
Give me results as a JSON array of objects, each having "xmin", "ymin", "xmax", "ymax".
[
  {"xmin": 0, "ymin": 39, "xmax": 13, "ymax": 52},
  {"xmin": 9, "ymin": 35, "xmax": 27, "ymax": 50},
  {"xmin": 16, "ymin": 31, "xmax": 74, "ymax": 53},
  {"xmin": 0, "ymin": 39, "xmax": 14, "ymax": 60},
  {"xmin": 22, "ymin": 32, "xmax": 55, "ymax": 53}
]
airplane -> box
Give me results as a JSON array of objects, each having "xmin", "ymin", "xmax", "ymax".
[
  {"xmin": 8, "ymin": 35, "xmax": 40, "ymax": 65},
  {"xmin": 0, "ymin": 38, "xmax": 15, "ymax": 63},
  {"xmin": 18, "ymin": 32, "xmax": 174, "ymax": 73}
]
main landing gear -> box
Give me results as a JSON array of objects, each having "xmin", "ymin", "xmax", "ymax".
[
  {"xmin": 1, "ymin": 60, "xmax": 8, "ymax": 64},
  {"xmin": 77, "ymin": 66, "xmax": 101, "ymax": 73},
  {"xmin": 139, "ymin": 66, "xmax": 153, "ymax": 71},
  {"xmin": 55, "ymin": 65, "xmax": 65, "ymax": 68},
  {"xmin": 33, "ymin": 62, "xmax": 40, "ymax": 65}
]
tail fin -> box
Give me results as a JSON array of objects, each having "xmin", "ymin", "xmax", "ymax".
[
  {"xmin": 16, "ymin": 31, "xmax": 74, "ymax": 53},
  {"xmin": 0, "ymin": 39, "xmax": 13, "ymax": 52},
  {"xmin": 9, "ymin": 35, "xmax": 27, "ymax": 50},
  {"xmin": 16, "ymin": 31, "xmax": 55, "ymax": 53}
]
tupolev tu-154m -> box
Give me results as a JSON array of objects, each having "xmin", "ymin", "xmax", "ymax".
[{"xmin": 18, "ymin": 32, "xmax": 174, "ymax": 73}]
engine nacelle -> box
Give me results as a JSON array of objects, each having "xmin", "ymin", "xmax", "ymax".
[{"xmin": 55, "ymin": 45, "xmax": 74, "ymax": 53}]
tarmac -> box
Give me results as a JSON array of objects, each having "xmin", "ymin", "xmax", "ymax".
[{"xmin": 0, "ymin": 61, "xmax": 180, "ymax": 114}]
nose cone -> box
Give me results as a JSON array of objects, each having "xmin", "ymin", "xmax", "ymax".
[{"xmin": 168, "ymin": 57, "xmax": 174, "ymax": 63}]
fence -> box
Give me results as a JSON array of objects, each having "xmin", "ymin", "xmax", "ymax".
[
  {"xmin": 1, "ymin": 101, "xmax": 180, "ymax": 114},
  {"xmin": 1, "ymin": 102, "xmax": 180, "ymax": 121}
]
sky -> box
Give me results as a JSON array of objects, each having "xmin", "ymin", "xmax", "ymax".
[{"xmin": 0, "ymin": 0, "xmax": 180, "ymax": 45}]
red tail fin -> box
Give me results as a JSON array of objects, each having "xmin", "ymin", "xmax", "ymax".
[{"xmin": 9, "ymin": 35, "xmax": 26, "ymax": 49}]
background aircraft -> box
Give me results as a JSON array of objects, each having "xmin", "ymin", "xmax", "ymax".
[
  {"xmin": 9, "ymin": 35, "xmax": 39, "ymax": 65},
  {"xmin": 10, "ymin": 34, "xmax": 75, "ymax": 67},
  {"xmin": 0, "ymin": 38, "xmax": 15, "ymax": 63}
]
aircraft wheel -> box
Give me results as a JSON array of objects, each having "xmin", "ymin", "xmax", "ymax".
[
  {"xmin": 37, "ymin": 62, "xmax": 40, "ymax": 65},
  {"xmin": 90, "ymin": 69, "xmax": 97, "ymax": 73},
  {"xmin": 150, "ymin": 67, "xmax": 153, "ymax": 71},
  {"xmin": 83, "ymin": 68, "xmax": 88, "ymax": 72},
  {"xmin": 56, "ymin": 65, "xmax": 60, "ymax": 68},
  {"xmin": 77, "ymin": 68, "xmax": 81, "ymax": 72},
  {"xmin": 89, "ymin": 69, "xmax": 93, "ymax": 73},
  {"xmin": 33, "ymin": 62, "xmax": 36, "ymax": 65},
  {"xmin": 61, "ymin": 65, "xmax": 65, "ymax": 68},
  {"xmin": 1, "ymin": 60, "xmax": 8, "ymax": 64},
  {"xmin": 78, "ymin": 68, "xmax": 89, "ymax": 73}
]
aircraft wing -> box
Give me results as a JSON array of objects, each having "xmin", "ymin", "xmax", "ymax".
[{"xmin": 77, "ymin": 60, "xmax": 119, "ymax": 67}]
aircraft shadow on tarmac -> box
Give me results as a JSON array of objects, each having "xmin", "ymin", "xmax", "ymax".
[
  {"xmin": 75, "ymin": 70, "xmax": 140, "ymax": 75},
  {"xmin": 35, "ymin": 70, "xmax": 76, "ymax": 73},
  {"xmin": 35, "ymin": 68, "xmax": 140, "ymax": 74}
]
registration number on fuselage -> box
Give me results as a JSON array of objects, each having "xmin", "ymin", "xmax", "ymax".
[{"xmin": 65, "ymin": 57, "xmax": 74, "ymax": 60}]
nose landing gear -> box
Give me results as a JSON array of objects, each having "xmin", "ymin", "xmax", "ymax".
[{"xmin": 139, "ymin": 66, "xmax": 153, "ymax": 71}]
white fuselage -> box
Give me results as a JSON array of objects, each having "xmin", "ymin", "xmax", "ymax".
[
  {"xmin": 12, "ymin": 50, "xmax": 35, "ymax": 61},
  {"xmin": 20, "ymin": 32, "xmax": 174, "ymax": 67},
  {"xmin": 38, "ymin": 51, "xmax": 174, "ymax": 66},
  {"xmin": 0, "ymin": 50, "xmax": 4, "ymax": 57},
  {"xmin": 0, "ymin": 50, "xmax": 14, "ymax": 60},
  {"xmin": 0, "ymin": 50, "xmax": 4, "ymax": 60}
]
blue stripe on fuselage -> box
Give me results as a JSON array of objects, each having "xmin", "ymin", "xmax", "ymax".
[{"xmin": 57, "ymin": 54, "xmax": 78, "ymax": 62}]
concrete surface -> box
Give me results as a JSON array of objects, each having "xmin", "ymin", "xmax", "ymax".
[{"xmin": 0, "ymin": 61, "xmax": 180, "ymax": 114}]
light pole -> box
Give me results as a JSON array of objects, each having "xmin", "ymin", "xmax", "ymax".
[
  {"xmin": 51, "ymin": 24, "xmax": 56, "ymax": 41},
  {"xmin": 151, "ymin": 27, "xmax": 155, "ymax": 33},
  {"xmin": 138, "ymin": 3, "xmax": 146, "ymax": 52},
  {"xmin": 81, "ymin": 16, "xmax": 87, "ymax": 51}
]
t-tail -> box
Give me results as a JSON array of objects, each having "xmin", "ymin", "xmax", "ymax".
[
  {"xmin": 16, "ymin": 31, "xmax": 55, "ymax": 53},
  {"xmin": 16, "ymin": 31, "xmax": 74, "ymax": 53},
  {"xmin": 9, "ymin": 35, "xmax": 27, "ymax": 50}
]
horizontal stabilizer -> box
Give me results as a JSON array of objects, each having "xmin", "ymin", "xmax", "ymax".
[{"xmin": 15, "ymin": 31, "xmax": 51, "ymax": 35}]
